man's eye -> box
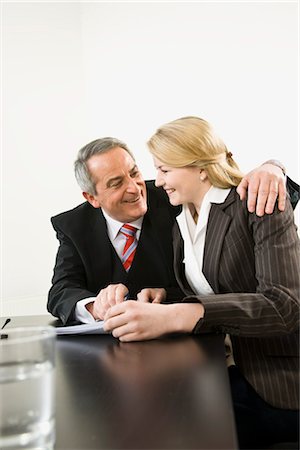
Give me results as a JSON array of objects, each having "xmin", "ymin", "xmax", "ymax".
[
  {"xmin": 131, "ymin": 171, "xmax": 139, "ymax": 177},
  {"xmin": 110, "ymin": 181, "xmax": 122, "ymax": 188}
]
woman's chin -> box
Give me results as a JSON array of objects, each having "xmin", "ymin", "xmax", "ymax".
[{"xmin": 169, "ymin": 197, "xmax": 181, "ymax": 206}]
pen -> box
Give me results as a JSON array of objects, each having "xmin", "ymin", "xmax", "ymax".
[
  {"xmin": 1, "ymin": 318, "xmax": 11, "ymax": 339},
  {"xmin": 1, "ymin": 318, "xmax": 11, "ymax": 330}
]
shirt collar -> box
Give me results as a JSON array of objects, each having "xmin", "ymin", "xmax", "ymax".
[
  {"xmin": 177, "ymin": 186, "xmax": 231, "ymax": 241},
  {"xmin": 201, "ymin": 185, "xmax": 231, "ymax": 205},
  {"xmin": 102, "ymin": 209, "xmax": 143, "ymax": 241},
  {"xmin": 180, "ymin": 186, "xmax": 231, "ymax": 219}
]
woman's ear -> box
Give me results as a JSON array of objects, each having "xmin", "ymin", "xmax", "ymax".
[
  {"xmin": 199, "ymin": 170, "xmax": 208, "ymax": 182},
  {"xmin": 82, "ymin": 192, "xmax": 101, "ymax": 208}
]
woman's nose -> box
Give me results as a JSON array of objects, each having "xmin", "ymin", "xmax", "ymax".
[{"xmin": 155, "ymin": 172, "xmax": 163, "ymax": 187}]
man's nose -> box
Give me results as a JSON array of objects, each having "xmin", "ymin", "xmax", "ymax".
[{"xmin": 126, "ymin": 177, "xmax": 140, "ymax": 192}]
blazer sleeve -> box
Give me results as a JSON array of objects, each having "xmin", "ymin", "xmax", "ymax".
[
  {"xmin": 184, "ymin": 201, "xmax": 300, "ymax": 337},
  {"xmin": 287, "ymin": 176, "xmax": 300, "ymax": 210},
  {"xmin": 47, "ymin": 220, "xmax": 97, "ymax": 324}
]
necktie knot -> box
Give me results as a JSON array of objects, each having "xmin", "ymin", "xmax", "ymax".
[
  {"xmin": 120, "ymin": 223, "xmax": 138, "ymax": 238},
  {"xmin": 120, "ymin": 224, "xmax": 138, "ymax": 271}
]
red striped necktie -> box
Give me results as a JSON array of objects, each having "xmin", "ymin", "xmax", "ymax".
[{"xmin": 120, "ymin": 224, "xmax": 138, "ymax": 272}]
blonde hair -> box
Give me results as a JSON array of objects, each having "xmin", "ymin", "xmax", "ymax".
[{"xmin": 147, "ymin": 116, "xmax": 243, "ymax": 188}]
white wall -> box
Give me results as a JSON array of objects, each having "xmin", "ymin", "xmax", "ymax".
[
  {"xmin": 2, "ymin": 2, "xmax": 86, "ymax": 316},
  {"xmin": 1, "ymin": 1, "xmax": 298, "ymax": 317}
]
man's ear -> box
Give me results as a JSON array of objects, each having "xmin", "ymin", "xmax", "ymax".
[{"xmin": 82, "ymin": 192, "xmax": 101, "ymax": 208}]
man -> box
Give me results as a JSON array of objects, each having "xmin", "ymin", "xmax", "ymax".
[{"xmin": 48, "ymin": 137, "xmax": 292, "ymax": 324}]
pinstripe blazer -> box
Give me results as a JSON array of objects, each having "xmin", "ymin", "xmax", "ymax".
[{"xmin": 173, "ymin": 188, "xmax": 300, "ymax": 410}]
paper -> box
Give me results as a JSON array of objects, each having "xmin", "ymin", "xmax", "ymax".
[{"xmin": 55, "ymin": 321, "xmax": 107, "ymax": 335}]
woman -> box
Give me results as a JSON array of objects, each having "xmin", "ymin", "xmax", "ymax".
[{"xmin": 104, "ymin": 116, "xmax": 299, "ymax": 448}]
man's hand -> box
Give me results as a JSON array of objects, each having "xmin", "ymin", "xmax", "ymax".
[
  {"xmin": 237, "ymin": 163, "xmax": 286, "ymax": 216},
  {"xmin": 86, "ymin": 283, "xmax": 129, "ymax": 320},
  {"xmin": 137, "ymin": 288, "xmax": 167, "ymax": 303}
]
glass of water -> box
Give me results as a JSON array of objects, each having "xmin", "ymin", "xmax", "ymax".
[{"xmin": 0, "ymin": 326, "xmax": 56, "ymax": 450}]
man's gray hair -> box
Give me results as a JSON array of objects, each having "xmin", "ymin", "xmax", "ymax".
[{"xmin": 74, "ymin": 137, "xmax": 135, "ymax": 195}]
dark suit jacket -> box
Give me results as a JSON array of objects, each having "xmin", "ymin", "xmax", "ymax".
[
  {"xmin": 48, "ymin": 181, "xmax": 183, "ymax": 324},
  {"xmin": 173, "ymin": 188, "xmax": 300, "ymax": 410}
]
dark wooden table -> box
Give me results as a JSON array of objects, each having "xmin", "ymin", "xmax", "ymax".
[{"xmin": 2, "ymin": 315, "xmax": 238, "ymax": 449}]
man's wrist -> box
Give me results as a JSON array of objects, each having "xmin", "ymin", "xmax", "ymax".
[
  {"xmin": 263, "ymin": 159, "xmax": 286, "ymax": 176},
  {"xmin": 85, "ymin": 301, "xmax": 95, "ymax": 316},
  {"xmin": 75, "ymin": 297, "xmax": 97, "ymax": 323}
]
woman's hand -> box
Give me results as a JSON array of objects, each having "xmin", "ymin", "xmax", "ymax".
[{"xmin": 103, "ymin": 301, "xmax": 204, "ymax": 342}]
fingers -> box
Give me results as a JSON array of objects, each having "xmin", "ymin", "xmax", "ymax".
[
  {"xmin": 114, "ymin": 284, "xmax": 129, "ymax": 303},
  {"xmin": 94, "ymin": 284, "xmax": 129, "ymax": 320},
  {"xmin": 103, "ymin": 301, "xmax": 134, "ymax": 337},
  {"xmin": 246, "ymin": 178, "xmax": 260, "ymax": 214},
  {"xmin": 237, "ymin": 173, "xmax": 273, "ymax": 215},
  {"xmin": 264, "ymin": 179, "xmax": 279, "ymax": 215},
  {"xmin": 104, "ymin": 301, "xmax": 170, "ymax": 342},
  {"xmin": 252, "ymin": 178, "xmax": 271, "ymax": 217},
  {"xmin": 104, "ymin": 301, "xmax": 158, "ymax": 342},
  {"xmin": 104, "ymin": 302, "xmax": 126, "ymax": 323},
  {"xmin": 152, "ymin": 288, "xmax": 167, "ymax": 303},
  {"xmin": 236, "ymin": 177, "xmax": 249, "ymax": 201},
  {"xmin": 108, "ymin": 321, "xmax": 140, "ymax": 342},
  {"xmin": 249, "ymin": 176, "xmax": 286, "ymax": 216},
  {"xmin": 104, "ymin": 315, "xmax": 126, "ymax": 335},
  {"xmin": 242, "ymin": 163, "xmax": 286, "ymax": 216},
  {"xmin": 137, "ymin": 289, "xmax": 152, "ymax": 303},
  {"xmin": 99, "ymin": 284, "xmax": 128, "ymax": 305},
  {"xmin": 137, "ymin": 288, "xmax": 166, "ymax": 303},
  {"xmin": 118, "ymin": 332, "xmax": 144, "ymax": 343}
]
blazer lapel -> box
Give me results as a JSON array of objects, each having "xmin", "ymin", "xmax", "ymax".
[
  {"xmin": 202, "ymin": 190, "xmax": 235, "ymax": 293},
  {"xmin": 173, "ymin": 222, "xmax": 195, "ymax": 296}
]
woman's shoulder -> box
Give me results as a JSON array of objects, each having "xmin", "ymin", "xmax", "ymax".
[{"xmin": 225, "ymin": 187, "xmax": 296, "ymax": 230}]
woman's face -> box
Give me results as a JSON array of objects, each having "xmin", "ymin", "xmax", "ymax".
[{"xmin": 153, "ymin": 156, "xmax": 208, "ymax": 207}]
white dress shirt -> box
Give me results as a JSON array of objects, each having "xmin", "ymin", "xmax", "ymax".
[
  {"xmin": 176, "ymin": 186, "xmax": 231, "ymax": 296},
  {"xmin": 75, "ymin": 210, "xmax": 143, "ymax": 323}
]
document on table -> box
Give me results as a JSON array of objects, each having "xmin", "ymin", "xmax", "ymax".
[{"xmin": 55, "ymin": 321, "xmax": 107, "ymax": 335}]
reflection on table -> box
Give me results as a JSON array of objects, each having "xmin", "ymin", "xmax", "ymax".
[{"xmin": 2, "ymin": 315, "xmax": 237, "ymax": 449}]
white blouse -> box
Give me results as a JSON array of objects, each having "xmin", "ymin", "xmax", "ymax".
[
  {"xmin": 176, "ymin": 186, "xmax": 234, "ymax": 366},
  {"xmin": 176, "ymin": 186, "xmax": 231, "ymax": 295}
]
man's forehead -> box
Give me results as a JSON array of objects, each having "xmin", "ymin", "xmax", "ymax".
[
  {"xmin": 88, "ymin": 148, "xmax": 133, "ymax": 170},
  {"xmin": 88, "ymin": 151, "xmax": 137, "ymax": 186}
]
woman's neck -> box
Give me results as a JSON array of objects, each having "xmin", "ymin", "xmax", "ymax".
[{"xmin": 188, "ymin": 182, "xmax": 212, "ymax": 223}]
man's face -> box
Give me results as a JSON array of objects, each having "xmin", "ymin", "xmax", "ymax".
[{"xmin": 83, "ymin": 147, "xmax": 147, "ymax": 223}]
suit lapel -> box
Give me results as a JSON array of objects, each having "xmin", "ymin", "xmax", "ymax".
[
  {"xmin": 202, "ymin": 189, "xmax": 235, "ymax": 293},
  {"xmin": 83, "ymin": 206, "xmax": 116, "ymax": 285},
  {"xmin": 139, "ymin": 192, "xmax": 176, "ymax": 280},
  {"xmin": 131, "ymin": 211, "xmax": 167, "ymax": 274}
]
